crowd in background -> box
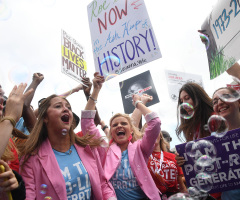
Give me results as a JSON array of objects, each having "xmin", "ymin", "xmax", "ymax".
[{"xmin": 0, "ymin": 63, "xmax": 240, "ymax": 200}]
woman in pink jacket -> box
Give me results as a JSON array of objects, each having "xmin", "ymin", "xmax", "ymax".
[
  {"xmin": 81, "ymin": 73, "xmax": 162, "ymax": 200},
  {"xmin": 19, "ymin": 94, "xmax": 116, "ymax": 200}
]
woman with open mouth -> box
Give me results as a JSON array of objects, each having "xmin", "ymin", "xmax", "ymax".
[
  {"xmin": 81, "ymin": 72, "xmax": 162, "ymax": 200},
  {"xmin": 19, "ymin": 94, "xmax": 116, "ymax": 200}
]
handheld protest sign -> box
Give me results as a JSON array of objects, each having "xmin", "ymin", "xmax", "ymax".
[
  {"xmin": 176, "ymin": 128, "xmax": 240, "ymax": 195},
  {"xmin": 61, "ymin": 30, "xmax": 87, "ymax": 83},
  {"xmin": 87, "ymin": 0, "xmax": 161, "ymax": 79},
  {"xmin": 119, "ymin": 70, "xmax": 159, "ymax": 114},
  {"xmin": 200, "ymin": 0, "xmax": 240, "ymax": 79}
]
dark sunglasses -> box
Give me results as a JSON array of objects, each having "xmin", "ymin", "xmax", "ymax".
[{"xmin": 38, "ymin": 98, "xmax": 46, "ymax": 107}]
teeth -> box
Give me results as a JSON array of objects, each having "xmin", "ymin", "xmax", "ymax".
[{"xmin": 219, "ymin": 107, "xmax": 227, "ymax": 112}]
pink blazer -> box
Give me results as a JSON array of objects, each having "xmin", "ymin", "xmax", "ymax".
[
  {"xmin": 81, "ymin": 111, "xmax": 162, "ymax": 200},
  {"xmin": 20, "ymin": 138, "xmax": 116, "ymax": 200}
]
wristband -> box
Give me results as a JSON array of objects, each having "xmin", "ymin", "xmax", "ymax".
[
  {"xmin": 89, "ymin": 96, "xmax": 97, "ymax": 104},
  {"xmin": 0, "ymin": 117, "xmax": 16, "ymax": 127},
  {"xmin": 102, "ymin": 125, "xmax": 108, "ymax": 131},
  {"xmin": 134, "ymin": 100, "xmax": 143, "ymax": 108}
]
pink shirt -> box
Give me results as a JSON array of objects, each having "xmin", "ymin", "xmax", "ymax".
[{"xmin": 81, "ymin": 111, "xmax": 162, "ymax": 200}]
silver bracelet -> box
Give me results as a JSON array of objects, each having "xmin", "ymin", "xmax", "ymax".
[
  {"xmin": 134, "ymin": 100, "xmax": 143, "ymax": 108},
  {"xmin": 89, "ymin": 96, "xmax": 97, "ymax": 103}
]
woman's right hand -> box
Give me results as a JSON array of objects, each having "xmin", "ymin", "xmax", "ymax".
[
  {"xmin": 175, "ymin": 152, "xmax": 186, "ymax": 166},
  {"xmin": 93, "ymin": 72, "xmax": 105, "ymax": 91},
  {"xmin": 0, "ymin": 160, "xmax": 19, "ymax": 192},
  {"xmin": 4, "ymin": 83, "xmax": 33, "ymax": 122}
]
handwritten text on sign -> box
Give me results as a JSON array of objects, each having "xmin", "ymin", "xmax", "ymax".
[{"xmin": 87, "ymin": 0, "xmax": 161, "ymax": 78}]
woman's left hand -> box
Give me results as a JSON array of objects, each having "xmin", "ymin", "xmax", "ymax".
[
  {"xmin": 0, "ymin": 160, "xmax": 19, "ymax": 192},
  {"xmin": 132, "ymin": 94, "xmax": 141, "ymax": 107}
]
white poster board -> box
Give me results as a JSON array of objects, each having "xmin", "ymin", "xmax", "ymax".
[
  {"xmin": 201, "ymin": 0, "xmax": 240, "ymax": 79},
  {"xmin": 165, "ymin": 70, "xmax": 203, "ymax": 102},
  {"xmin": 87, "ymin": 0, "xmax": 161, "ymax": 79},
  {"xmin": 61, "ymin": 30, "xmax": 87, "ymax": 83}
]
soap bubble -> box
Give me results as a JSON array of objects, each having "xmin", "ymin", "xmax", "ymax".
[
  {"xmin": 195, "ymin": 172, "xmax": 213, "ymax": 192},
  {"xmin": 179, "ymin": 103, "xmax": 194, "ymax": 119},
  {"xmin": 208, "ymin": 115, "xmax": 229, "ymax": 138}
]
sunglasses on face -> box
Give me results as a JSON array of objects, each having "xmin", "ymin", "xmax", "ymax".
[{"xmin": 38, "ymin": 98, "xmax": 46, "ymax": 107}]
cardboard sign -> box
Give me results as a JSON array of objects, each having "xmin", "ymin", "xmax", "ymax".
[
  {"xmin": 61, "ymin": 30, "xmax": 87, "ymax": 83},
  {"xmin": 87, "ymin": 0, "xmax": 161, "ymax": 79},
  {"xmin": 119, "ymin": 70, "xmax": 159, "ymax": 114},
  {"xmin": 176, "ymin": 128, "xmax": 240, "ymax": 193},
  {"xmin": 201, "ymin": 0, "xmax": 240, "ymax": 79},
  {"xmin": 165, "ymin": 70, "xmax": 203, "ymax": 102}
]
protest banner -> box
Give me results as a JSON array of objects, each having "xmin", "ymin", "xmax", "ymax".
[
  {"xmin": 200, "ymin": 0, "xmax": 240, "ymax": 79},
  {"xmin": 176, "ymin": 128, "xmax": 240, "ymax": 194},
  {"xmin": 61, "ymin": 30, "xmax": 87, "ymax": 83},
  {"xmin": 227, "ymin": 83, "xmax": 240, "ymax": 91},
  {"xmin": 165, "ymin": 70, "xmax": 203, "ymax": 102},
  {"xmin": 119, "ymin": 70, "xmax": 159, "ymax": 114},
  {"xmin": 87, "ymin": 0, "xmax": 161, "ymax": 79}
]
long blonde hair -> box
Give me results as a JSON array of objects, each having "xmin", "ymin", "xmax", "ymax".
[{"xmin": 19, "ymin": 94, "xmax": 102, "ymax": 166}]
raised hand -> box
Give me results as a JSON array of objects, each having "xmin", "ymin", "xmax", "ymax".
[
  {"xmin": 32, "ymin": 73, "xmax": 44, "ymax": 84},
  {"xmin": 93, "ymin": 72, "xmax": 105, "ymax": 91},
  {"xmin": 141, "ymin": 94, "xmax": 153, "ymax": 105},
  {"xmin": 82, "ymin": 77, "xmax": 92, "ymax": 96},
  {"xmin": 5, "ymin": 83, "xmax": 33, "ymax": 122},
  {"xmin": 132, "ymin": 94, "xmax": 141, "ymax": 107}
]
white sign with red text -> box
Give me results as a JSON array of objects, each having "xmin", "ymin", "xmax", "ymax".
[{"xmin": 165, "ymin": 70, "xmax": 203, "ymax": 102}]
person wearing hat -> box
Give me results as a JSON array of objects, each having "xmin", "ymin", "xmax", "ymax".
[{"xmin": 161, "ymin": 130, "xmax": 173, "ymax": 153}]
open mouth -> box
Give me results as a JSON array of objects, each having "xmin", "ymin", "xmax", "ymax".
[
  {"xmin": 219, "ymin": 106, "xmax": 229, "ymax": 113},
  {"xmin": 117, "ymin": 131, "xmax": 125, "ymax": 136},
  {"xmin": 61, "ymin": 114, "xmax": 69, "ymax": 123}
]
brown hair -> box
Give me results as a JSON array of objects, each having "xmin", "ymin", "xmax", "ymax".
[
  {"xmin": 109, "ymin": 113, "xmax": 142, "ymax": 143},
  {"xmin": 19, "ymin": 94, "xmax": 102, "ymax": 166},
  {"xmin": 176, "ymin": 83, "xmax": 213, "ymax": 142}
]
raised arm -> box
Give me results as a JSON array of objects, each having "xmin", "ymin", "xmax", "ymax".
[
  {"xmin": 132, "ymin": 94, "xmax": 161, "ymax": 158},
  {"xmin": 81, "ymin": 73, "xmax": 104, "ymax": 137},
  {"xmin": 0, "ymin": 83, "xmax": 33, "ymax": 157},
  {"xmin": 59, "ymin": 83, "xmax": 83, "ymax": 97},
  {"xmin": 226, "ymin": 62, "xmax": 240, "ymax": 81},
  {"xmin": 22, "ymin": 73, "xmax": 44, "ymax": 132},
  {"xmin": 82, "ymin": 77, "xmax": 101, "ymax": 126},
  {"xmin": 131, "ymin": 94, "xmax": 153, "ymax": 128},
  {"xmin": 85, "ymin": 72, "xmax": 104, "ymax": 111}
]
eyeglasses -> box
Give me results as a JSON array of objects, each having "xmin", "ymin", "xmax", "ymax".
[{"xmin": 213, "ymin": 93, "xmax": 239, "ymax": 106}]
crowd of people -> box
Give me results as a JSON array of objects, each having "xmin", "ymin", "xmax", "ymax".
[{"xmin": 0, "ymin": 65, "xmax": 240, "ymax": 200}]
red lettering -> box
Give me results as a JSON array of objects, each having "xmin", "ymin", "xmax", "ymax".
[{"xmin": 98, "ymin": 0, "xmax": 128, "ymax": 34}]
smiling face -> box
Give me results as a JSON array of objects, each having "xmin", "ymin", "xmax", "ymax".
[
  {"xmin": 110, "ymin": 116, "xmax": 133, "ymax": 147},
  {"xmin": 44, "ymin": 97, "xmax": 73, "ymax": 134},
  {"xmin": 180, "ymin": 90, "xmax": 194, "ymax": 107},
  {"xmin": 213, "ymin": 88, "xmax": 240, "ymax": 121}
]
